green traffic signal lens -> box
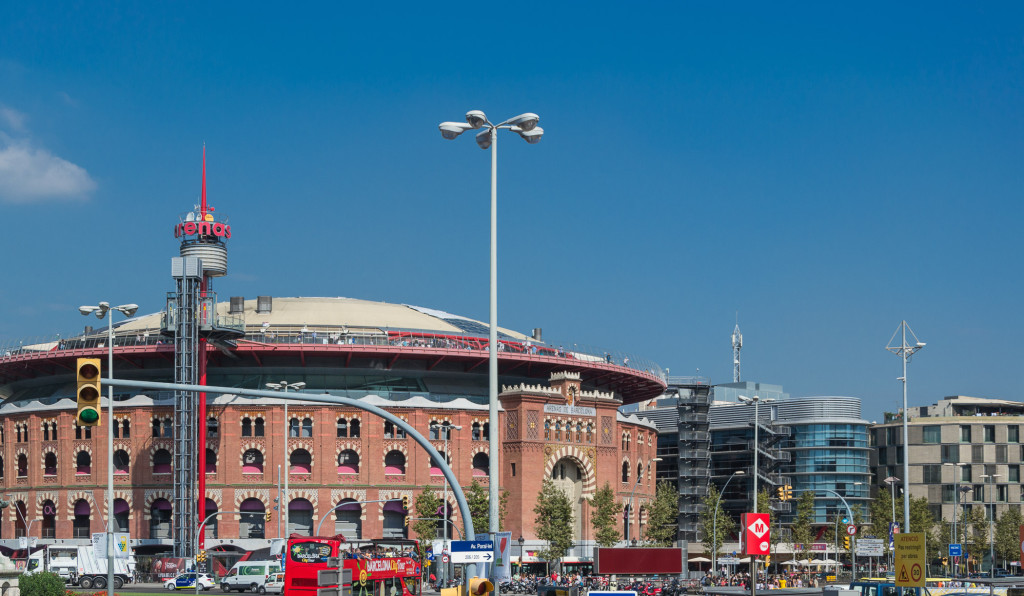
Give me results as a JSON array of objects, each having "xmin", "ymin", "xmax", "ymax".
[{"xmin": 79, "ymin": 409, "xmax": 99, "ymax": 424}]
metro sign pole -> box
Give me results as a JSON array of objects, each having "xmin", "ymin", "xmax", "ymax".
[{"xmin": 742, "ymin": 513, "xmax": 770, "ymax": 596}]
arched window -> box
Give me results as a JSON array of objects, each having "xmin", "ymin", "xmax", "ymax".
[
  {"xmin": 482, "ymin": 422, "xmax": 489, "ymax": 440},
  {"xmin": 337, "ymin": 419, "xmax": 348, "ymax": 438},
  {"xmin": 113, "ymin": 499, "xmax": 130, "ymax": 532},
  {"xmin": 254, "ymin": 417, "xmax": 265, "ymax": 437},
  {"xmin": 122, "ymin": 419, "xmax": 131, "ymax": 438},
  {"xmin": 0, "ymin": 455, "xmax": 5, "ymax": 478},
  {"xmin": 41, "ymin": 499, "xmax": 57, "ymax": 538},
  {"xmin": 350, "ymin": 419, "xmax": 360, "ymax": 438},
  {"xmin": 17, "ymin": 454, "xmax": 27, "ymax": 477},
  {"xmin": 471, "ymin": 422, "xmax": 481, "ymax": 441},
  {"xmin": 429, "ymin": 424, "xmax": 439, "ymax": 440},
  {"xmin": 42, "ymin": 424, "xmax": 50, "ymax": 441},
  {"xmin": 621, "ymin": 461, "xmax": 629, "ymax": 483},
  {"xmin": 241, "ymin": 418, "xmax": 253, "ymax": 437},
  {"xmin": 43, "ymin": 453, "xmax": 57, "ymax": 476},
  {"xmin": 555, "ymin": 422, "xmax": 562, "ymax": 441},
  {"xmin": 301, "ymin": 418, "xmax": 313, "ymax": 438},
  {"xmin": 162, "ymin": 418, "xmax": 173, "ymax": 438},
  {"xmin": 290, "ymin": 449, "xmax": 312, "ymax": 474},
  {"xmin": 637, "ymin": 463, "xmax": 643, "ymax": 482},
  {"xmin": 472, "ymin": 453, "xmax": 489, "ymax": 477},
  {"xmin": 76, "ymin": 451, "xmax": 91, "ymax": 475},
  {"xmin": 333, "ymin": 500, "xmax": 362, "ymax": 540},
  {"xmin": 289, "ymin": 418, "xmax": 300, "ymax": 438},
  {"xmin": 576, "ymin": 423, "xmax": 583, "ymax": 443},
  {"xmin": 384, "ymin": 451, "xmax": 406, "ymax": 475},
  {"xmin": 204, "ymin": 498, "xmax": 218, "ymax": 539},
  {"xmin": 544, "ymin": 420, "xmax": 550, "ymax": 439},
  {"xmin": 337, "ymin": 450, "xmax": 359, "ymax": 474},
  {"xmin": 384, "ymin": 421, "xmax": 395, "ymax": 439},
  {"xmin": 150, "ymin": 498, "xmax": 172, "ymax": 539},
  {"xmin": 153, "ymin": 449, "xmax": 172, "ymax": 474},
  {"xmin": 288, "ymin": 499, "xmax": 314, "ymax": 536},
  {"xmin": 73, "ymin": 500, "xmax": 91, "ymax": 538},
  {"xmin": 113, "ymin": 420, "xmax": 120, "ymax": 439},
  {"xmin": 206, "ymin": 448, "xmax": 217, "ymax": 474},
  {"xmin": 206, "ymin": 417, "xmax": 218, "ymax": 437},
  {"xmin": 76, "ymin": 424, "xmax": 91, "ymax": 440},
  {"xmin": 113, "ymin": 450, "xmax": 130, "ymax": 475},
  {"xmin": 152, "ymin": 418, "xmax": 161, "ymax": 438},
  {"xmin": 622, "ymin": 434, "xmax": 628, "ymax": 450},
  {"xmin": 586, "ymin": 423, "xmax": 593, "ymax": 443},
  {"xmin": 13, "ymin": 502, "xmax": 26, "ymax": 537},
  {"xmin": 242, "ymin": 449, "xmax": 264, "ymax": 474},
  {"xmin": 429, "ymin": 453, "xmax": 447, "ymax": 476},
  {"xmin": 239, "ymin": 498, "xmax": 265, "ymax": 539}
]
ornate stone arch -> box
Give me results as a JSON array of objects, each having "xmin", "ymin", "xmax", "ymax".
[
  {"xmin": 233, "ymin": 489, "xmax": 270, "ymax": 514},
  {"xmin": 41, "ymin": 446, "xmax": 58, "ymax": 471},
  {"xmin": 335, "ymin": 441, "xmax": 361, "ymax": 457},
  {"xmin": 381, "ymin": 442, "xmax": 409, "ymax": 465},
  {"xmin": 543, "ymin": 445, "xmax": 597, "ymax": 498},
  {"xmin": 469, "ymin": 445, "xmax": 489, "ymax": 457},
  {"xmin": 36, "ymin": 491, "xmax": 59, "ymax": 518},
  {"xmin": 5, "ymin": 491, "xmax": 27, "ymax": 522},
  {"xmin": 104, "ymin": 489, "xmax": 135, "ymax": 519},
  {"xmin": 143, "ymin": 489, "xmax": 173, "ymax": 520},
  {"xmin": 329, "ymin": 489, "xmax": 368, "ymax": 521},
  {"xmin": 287, "ymin": 487, "xmax": 319, "ymax": 522},
  {"xmin": 66, "ymin": 490, "xmax": 97, "ymax": 518},
  {"xmin": 204, "ymin": 491, "xmax": 223, "ymax": 510},
  {"xmin": 149, "ymin": 443, "xmax": 173, "ymax": 466},
  {"xmin": 239, "ymin": 441, "xmax": 265, "ymax": 466}
]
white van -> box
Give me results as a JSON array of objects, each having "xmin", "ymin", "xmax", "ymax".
[{"xmin": 220, "ymin": 561, "xmax": 281, "ymax": 593}]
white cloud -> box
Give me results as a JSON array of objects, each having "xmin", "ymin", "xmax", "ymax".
[
  {"xmin": 0, "ymin": 140, "xmax": 97, "ymax": 203},
  {"xmin": 0, "ymin": 103, "xmax": 96, "ymax": 203}
]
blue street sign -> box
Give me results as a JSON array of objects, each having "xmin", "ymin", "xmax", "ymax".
[
  {"xmin": 949, "ymin": 544, "xmax": 962, "ymax": 557},
  {"xmin": 450, "ymin": 540, "xmax": 495, "ymax": 563}
]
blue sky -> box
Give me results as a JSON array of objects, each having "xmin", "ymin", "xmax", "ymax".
[{"xmin": 1, "ymin": 2, "xmax": 1022, "ymax": 421}]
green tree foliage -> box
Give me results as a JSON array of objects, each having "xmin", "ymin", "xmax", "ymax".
[
  {"xmin": 534, "ymin": 479, "xmax": 574, "ymax": 564},
  {"xmin": 413, "ymin": 487, "xmax": 443, "ymax": 558},
  {"xmin": 644, "ymin": 481, "xmax": 679, "ymax": 547},
  {"xmin": 700, "ymin": 484, "xmax": 735, "ymax": 560},
  {"xmin": 756, "ymin": 487, "xmax": 780, "ymax": 557},
  {"xmin": 464, "ymin": 480, "xmax": 509, "ymax": 533},
  {"xmin": 868, "ymin": 486, "xmax": 898, "ymax": 540},
  {"xmin": 790, "ymin": 491, "xmax": 817, "ymax": 558},
  {"xmin": 958, "ymin": 505, "xmax": 989, "ymax": 565},
  {"xmin": 21, "ymin": 572, "xmax": 67, "ymax": 596},
  {"xmin": 588, "ymin": 482, "xmax": 622, "ymax": 547},
  {"xmin": 995, "ymin": 506, "xmax": 1024, "ymax": 565}
]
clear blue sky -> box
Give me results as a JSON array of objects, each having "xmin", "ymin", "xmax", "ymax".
[{"xmin": 2, "ymin": 2, "xmax": 1022, "ymax": 421}]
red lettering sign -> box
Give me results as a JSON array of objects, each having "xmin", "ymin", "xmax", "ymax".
[
  {"xmin": 175, "ymin": 220, "xmax": 231, "ymax": 239},
  {"xmin": 742, "ymin": 513, "xmax": 771, "ymax": 556}
]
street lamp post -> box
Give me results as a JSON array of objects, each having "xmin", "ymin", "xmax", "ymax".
[
  {"xmin": 712, "ymin": 471, "xmax": 745, "ymax": 576},
  {"xmin": 883, "ymin": 476, "xmax": 899, "ymax": 572},
  {"xmin": 944, "ymin": 463, "xmax": 967, "ymax": 576},
  {"xmin": 981, "ymin": 474, "xmax": 1002, "ymax": 577},
  {"xmin": 266, "ymin": 381, "xmax": 305, "ymax": 538},
  {"xmin": 439, "ymin": 111, "xmax": 544, "ymax": 571},
  {"xmin": 79, "ymin": 301, "xmax": 138, "ymax": 596},
  {"xmin": 738, "ymin": 396, "xmax": 775, "ymax": 513},
  {"xmin": 886, "ymin": 321, "xmax": 925, "ymax": 533},
  {"xmin": 431, "ymin": 423, "xmax": 462, "ymax": 586}
]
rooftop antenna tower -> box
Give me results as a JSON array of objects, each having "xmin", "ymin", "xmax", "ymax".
[{"xmin": 732, "ymin": 317, "xmax": 742, "ymax": 383}]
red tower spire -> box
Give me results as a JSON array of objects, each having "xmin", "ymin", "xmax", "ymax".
[{"xmin": 201, "ymin": 145, "xmax": 207, "ymax": 215}]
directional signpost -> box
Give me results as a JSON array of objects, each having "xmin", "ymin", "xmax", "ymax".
[{"xmin": 450, "ymin": 540, "xmax": 495, "ymax": 563}]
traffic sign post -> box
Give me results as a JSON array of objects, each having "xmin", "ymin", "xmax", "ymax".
[
  {"xmin": 450, "ymin": 540, "xmax": 495, "ymax": 563},
  {"xmin": 895, "ymin": 533, "xmax": 926, "ymax": 588}
]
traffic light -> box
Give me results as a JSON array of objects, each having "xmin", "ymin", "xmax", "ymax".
[
  {"xmin": 843, "ymin": 535, "xmax": 850, "ymax": 550},
  {"xmin": 942, "ymin": 557, "xmax": 949, "ymax": 566},
  {"xmin": 469, "ymin": 577, "xmax": 494, "ymax": 596},
  {"xmin": 776, "ymin": 487, "xmax": 785, "ymax": 500},
  {"xmin": 402, "ymin": 495, "xmax": 410, "ymax": 511},
  {"xmin": 784, "ymin": 485, "xmax": 793, "ymax": 500},
  {"xmin": 266, "ymin": 511, "xmax": 272, "ymax": 522},
  {"xmin": 76, "ymin": 358, "xmax": 102, "ymax": 426},
  {"xmin": 404, "ymin": 515, "xmax": 409, "ymax": 528},
  {"xmin": 196, "ymin": 551, "xmax": 207, "ymax": 563}
]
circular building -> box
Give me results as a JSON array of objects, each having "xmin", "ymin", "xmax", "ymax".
[{"xmin": 0, "ymin": 296, "xmax": 665, "ymax": 571}]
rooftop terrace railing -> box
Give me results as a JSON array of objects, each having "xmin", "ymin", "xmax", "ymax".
[{"xmin": 0, "ymin": 322, "xmax": 666, "ymax": 382}]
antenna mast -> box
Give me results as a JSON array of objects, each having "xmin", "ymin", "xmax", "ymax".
[{"xmin": 732, "ymin": 321, "xmax": 743, "ymax": 383}]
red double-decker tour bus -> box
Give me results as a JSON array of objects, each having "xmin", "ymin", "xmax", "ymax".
[{"xmin": 284, "ymin": 536, "xmax": 421, "ymax": 596}]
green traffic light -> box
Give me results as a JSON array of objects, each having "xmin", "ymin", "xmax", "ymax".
[{"xmin": 79, "ymin": 409, "xmax": 99, "ymax": 424}]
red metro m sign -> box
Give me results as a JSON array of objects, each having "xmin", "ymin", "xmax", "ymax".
[{"xmin": 742, "ymin": 513, "xmax": 771, "ymax": 556}]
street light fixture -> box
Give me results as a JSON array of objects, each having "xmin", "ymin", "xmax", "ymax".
[
  {"xmin": 79, "ymin": 301, "xmax": 138, "ymax": 596},
  {"xmin": 981, "ymin": 474, "xmax": 1002, "ymax": 577},
  {"xmin": 439, "ymin": 109, "xmax": 544, "ymax": 554},
  {"xmin": 711, "ymin": 470, "xmax": 745, "ymax": 576},
  {"xmin": 886, "ymin": 321, "xmax": 924, "ymax": 533},
  {"xmin": 266, "ymin": 381, "xmax": 305, "ymax": 537},
  {"xmin": 431, "ymin": 422, "xmax": 462, "ymax": 586},
  {"xmin": 737, "ymin": 395, "xmax": 775, "ymax": 512}
]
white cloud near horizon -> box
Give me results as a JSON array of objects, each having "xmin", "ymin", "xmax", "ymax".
[{"xmin": 0, "ymin": 104, "xmax": 97, "ymax": 203}]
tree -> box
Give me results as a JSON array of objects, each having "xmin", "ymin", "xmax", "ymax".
[
  {"xmin": 700, "ymin": 484, "xmax": 735, "ymax": 562},
  {"xmin": 413, "ymin": 487, "xmax": 443, "ymax": 560},
  {"xmin": 589, "ymin": 482, "xmax": 622, "ymax": 547},
  {"xmin": 534, "ymin": 479, "xmax": 574, "ymax": 566},
  {"xmin": 756, "ymin": 487, "xmax": 780, "ymax": 559},
  {"xmin": 995, "ymin": 506, "xmax": 1024, "ymax": 566},
  {"xmin": 959, "ymin": 505, "xmax": 988, "ymax": 570},
  {"xmin": 790, "ymin": 491, "xmax": 816, "ymax": 559},
  {"xmin": 21, "ymin": 572, "xmax": 66, "ymax": 596},
  {"xmin": 644, "ymin": 481, "xmax": 679, "ymax": 547}
]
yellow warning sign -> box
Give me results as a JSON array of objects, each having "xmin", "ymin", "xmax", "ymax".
[{"xmin": 895, "ymin": 532, "xmax": 926, "ymax": 587}]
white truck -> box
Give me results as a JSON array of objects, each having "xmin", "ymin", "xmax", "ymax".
[{"xmin": 25, "ymin": 545, "xmax": 136, "ymax": 589}]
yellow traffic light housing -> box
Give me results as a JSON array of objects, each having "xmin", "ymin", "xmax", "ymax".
[
  {"xmin": 404, "ymin": 515, "xmax": 409, "ymax": 528},
  {"xmin": 402, "ymin": 495, "xmax": 410, "ymax": 511},
  {"xmin": 843, "ymin": 535, "xmax": 850, "ymax": 550},
  {"xmin": 266, "ymin": 511, "xmax": 272, "ymax": 522},
  {"xmin": 76, "ymin": 358, "xmax": 102, "ymax": 426},
  {"xmin": 469, "ymin": 577, "xmax": 494, "ymax": 596}
]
